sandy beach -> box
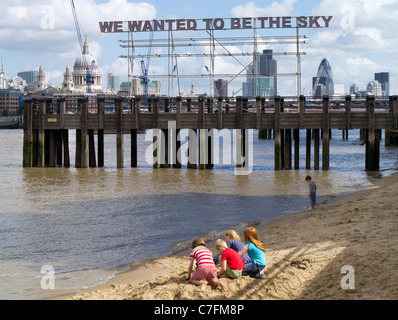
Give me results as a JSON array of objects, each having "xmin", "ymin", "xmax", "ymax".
[{"xmin": 67, "ymin": 172, "xmax": 398, "ymax": 300}]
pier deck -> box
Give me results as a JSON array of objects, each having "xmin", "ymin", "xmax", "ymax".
[{"xmin": 23, "ymin": 95, "xmax": 398, "ymax": 171}]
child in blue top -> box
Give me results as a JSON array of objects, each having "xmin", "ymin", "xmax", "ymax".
[{"xmin": 238, "ymin": 227, "xmax": 266, "ymax": 279}]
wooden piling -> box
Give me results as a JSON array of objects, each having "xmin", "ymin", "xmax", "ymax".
[
  {"xmin": 160, "ymin": 98, "xmax": 170, "ymax": 168},
  {"xmin": 23, "ymin": 98, "xmax": 33, "ymax": 167},
  {"xmin": 79, "ymin": 97, "xmax": 88, "ymax": 168},
  {"xmin": 48, "ymin": 130, "xmax": 56, "ymax": 167},
  {"xmin": 187, "ymin": 99, "xmax": 197, "ymax": 169},
  {"xmin": 89, "ymin": 129, "xmax": 96, "ymax": 167},
  {"xmin": 313, "ymin": 129, "xmax": 320, "ymax": 170},
  {"xmin": 38, "ymin": 99, "xmax": 46, "ymax": 168},
  {"xmin": 274, "ymin": 97, "xmax": 282, "ymax": 170},
  {"xmin": 131, "ymin": 97, "xmax": 140, "ymax": 167},
  {"xmin": 152, "ymin": 98, "xmax": 161, "ymax": 169},
  {"xmin": 306, "ymin": 129, "xmax": 311, "ymax": 169},
  {"xmin": 174, "ymin": 96, "xmax": 182, "ymax": 168},
  {"xmin": 217, "ymin": 97, "xmax": 223, "ymax": 130},
  {"xmin": 284, "ymin": 129, "xmax": 292, "ymax": 169},
  {"xmin": 294, "ymin": 129, "xmax": 300, "ymax": 169},
  {"xmin": 366, "ymin": 96, "xmax": 379, "ymax": 171},
  {"xmin": 63, "ymin": 130, "xmax": 70, "ymax": 167},
  {"xmin": 322, "ymin": 96, "xmax": 330, "ymax": 170},
  {"xmin": 198, "ymin": 96, "xmax": 207, "ymax": 170},
  {"xmin": 97, "ymin": 97, "xmax": 105, "ymax": 167},
  {"xmin": 115, "ymin": 97, "xmax": 123, "ymax": 168},
  {"xmin": 57, "ymin": 98, "xmax": 65, "ymax": 167}
]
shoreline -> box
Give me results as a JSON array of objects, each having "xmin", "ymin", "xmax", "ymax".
[{"xmin": 64, "ymin": 170, "xmax": 398, "ymax": 300}]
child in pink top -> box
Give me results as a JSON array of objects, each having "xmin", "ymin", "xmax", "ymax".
[{"xmin": 187, "ymin": 238, "xmax": 228, "ymax": 292}]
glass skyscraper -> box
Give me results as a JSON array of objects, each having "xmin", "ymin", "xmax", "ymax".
[
  {"xmin": 374, "ymin": 72, "xmax": 389, "ymax": 97},
  {"xmin": 17, "ymin": 70, "xmax": 38, "ymax": 84},
  {"xmin": 312, "ymin": 58, "xmax": 333, "ymax": 98},
  {"xmin": 243, "ymin": 50, "xmax": 277, "ymax": 97}
]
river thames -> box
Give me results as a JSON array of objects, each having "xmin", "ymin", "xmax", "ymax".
[{"xmin": 0, "ymin": 128, "xmax": 396, "ymax": 299}]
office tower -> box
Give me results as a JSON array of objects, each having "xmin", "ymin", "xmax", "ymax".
[
  {"xmin": 374, "ymin": 72, "xmax": 389, "ymax": 97},
  {"xmin": 214, "ymin": 79, "xmax": 228, "ymax": 97},
  {"xmin": 243, "ymin": 50, "xmax": 277, "ymax": 97},
  {"xmin": 17, "ymin": 70, "xmax": 38, "ymax": 84},
  {"xmin": 367, "ymin": 80, "xmax": 382, "ymax": 97},
  {"xmin": 312, "ymin": 58, "xmax": 333, "ymax": 98},
  {"xmin": 107, "ymin": 73, "xmax": 120, "ymax": 91}
]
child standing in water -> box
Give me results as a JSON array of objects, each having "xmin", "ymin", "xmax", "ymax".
[
  {"xmin": 187, "ymin": 238, "xmax": 228, "ymax": 292},
  {"xmin": 305, "ymin": 175, "xmax": 316, "ymax": 210},
  {"xmin": 239, "ymin": 227, "xmax": 266, "ymax": 279}
]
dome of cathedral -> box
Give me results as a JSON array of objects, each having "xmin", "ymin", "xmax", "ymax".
[
  {"xmin": 73, "ymin": 36, "xmax": 98, "ymax": 70},
  {"xmin": 74, "ymin": 53, "xmax": 98, "ymax": 70},
  {"xmin": 72, "ymin": 35, "xmax": 103, "ymax": 92}
]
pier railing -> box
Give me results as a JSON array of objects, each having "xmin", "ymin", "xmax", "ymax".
[{"xmin": 23, "ymin": 95, "xmax": 398, "ymax": 171}]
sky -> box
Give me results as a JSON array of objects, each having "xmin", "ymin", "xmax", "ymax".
[{"xmin": 1, "ymin": 0, "xmax": 398, "ymax": 96}]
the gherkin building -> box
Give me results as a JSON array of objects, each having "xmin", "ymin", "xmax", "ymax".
[{"xmin": 312, "ymin": 58, "xmax": 333, "ymax": 98}]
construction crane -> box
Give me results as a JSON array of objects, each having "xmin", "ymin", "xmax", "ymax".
[
  {"xmin": 140, "ymin": 23, "xmax": 154, "ymax": 99},
  {"xmin": 70, "ymin": 0, "xmax": 94, "ymax": 93}
]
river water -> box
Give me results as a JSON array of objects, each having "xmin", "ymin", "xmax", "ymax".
[{"xmin": 0, "ymin": 128, "xmax": 397, "ymax": 299}]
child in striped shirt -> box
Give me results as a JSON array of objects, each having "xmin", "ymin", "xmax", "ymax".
[{"xmin": 187, "ymin": 238, "xmax": 228, "ymax": 292}]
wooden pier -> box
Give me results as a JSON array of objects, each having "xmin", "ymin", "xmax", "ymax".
[{"xmin": 22, "ymin": 95, "xmax": 398, "ymax": 171}]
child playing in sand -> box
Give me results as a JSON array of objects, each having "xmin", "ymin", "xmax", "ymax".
[
  {"xmin": 213, "ymin": 230, "xmax": 252, "ymax": 266},
  {"xmin": 239, "ymin": 227, "xmax": 266, "ymax": 279},
  {"xmin": 214, "ymin": 239, "xmax": 245, "ymax": 279},
  {"xmin": 187, "ymin": 238, "xmax": 228, "ymax": 292},
  {"xmin": 305, "ymin": 175, "xmax": 316, "ymax": 210}
]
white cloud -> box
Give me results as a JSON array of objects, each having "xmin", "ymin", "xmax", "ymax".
[
  {"xmin": 230, "ymin": 0, "xmax": 298, "ymax": 17},
  {"xmin": 0, "ymin": 0, "xmax": 156, "ymax": 53}
]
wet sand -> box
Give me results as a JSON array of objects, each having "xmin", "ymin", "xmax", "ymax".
[{"xmin": 66, "ymin": 172, "xmax": 398, "ymax": 300}]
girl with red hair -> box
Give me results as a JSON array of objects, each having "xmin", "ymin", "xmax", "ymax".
[{"xmin": 239, "ymin": 227, "xmax": 266, "ymax": 279}]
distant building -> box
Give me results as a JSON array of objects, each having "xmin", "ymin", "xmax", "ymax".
[
  {"xmin": 0, "ymin": 70, "xmax": 6, "ymax": 89},
  {"xmin": 332, "ymin": 83, "xmax": 345, "ymax": 96},
  {"xmin": 53, "ymin": 93, "xmax": 98, "ymax": 113},
  {"xmin": 72, "ymin": 36, "xmax": 103, "ymax": 92},
  {"xmin": 120, "ymin": 79, "xmax": 161, "ymax": 96},
  {"xmin": 374, "ymin": 72, "xmax": 389, "ymax": 97},
  {"xmin": 243, "ymin": 50, "xmax": 277, "ymax": 97},
  {"xmin": 367, "ymin": 80, "xmax": 382, "ymax": 97},
  {"xmin": 0, "ymin": 89, "xmax": 24, "ymax": 114},
  {"xmin": 349, "ymin": 84, "xmax": 358, "ymax": 95},
  {"xmin": 312, "ymin": 58, "xmax": 333, "ymax": 98},
  {"xmin": 214, "ymin": 79, "xmax": 228, "ymax": 97},
  {"xmin": 62, "ymin": 64, "xmax": 74, "ymax": 93},
  {"xmin": 17, "ymin": 70, "xmax": 38, "ymax": 84},
  {"xmin": 26, "ymin": 64, "xmax": 47, "ymax": 92},
  {"xmin": 107, "ymin": 73, "xmax": 120, "ymax": 91}
]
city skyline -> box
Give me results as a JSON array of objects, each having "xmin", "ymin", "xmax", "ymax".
[{"xmin": 0, "ymin": 0, "xmax": 397, "ymax": 96}]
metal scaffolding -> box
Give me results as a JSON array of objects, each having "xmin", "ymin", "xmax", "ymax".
[{"xmin": 119, "ymin": 23, "xmax": 307, "ymax": 99}]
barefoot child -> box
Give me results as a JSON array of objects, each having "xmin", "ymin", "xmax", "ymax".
[
  {"xmin": 239, "ymin": 227, "xmax": 266, "ymax": 279},
  {"xmin": 305, "ymin": 175, "xmax": 316, "ymax": 210},
  {"xmin": 187, "ymin": 238, "xmax": 228, "ymax": 292},
  {"xmin": 214, "ymin": 239, "xmax": 245, "ymax": 279}
]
